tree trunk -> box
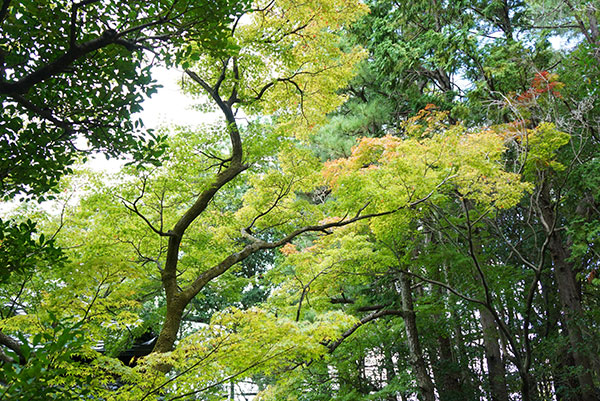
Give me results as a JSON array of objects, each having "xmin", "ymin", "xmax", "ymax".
[
  {"xmin": 399, "ymin": 272, "xmax": 436, "ymax": 401},
  {"xmin": 434, "ymin": 330, "xmax": 463, "ymax": 401},
  {"xmin": 153, "ymin": 294, "xmax": 187, "ymax": 353},
  {"xmin": 441, "ymin": 264, "xmax": 478, "ymax": 396},
  {"xmin": 548, "ymin": 233, "xmax": 596, "ymax": 400},
  {"xmin": 479, "ymin": 307, "xmax": 510, "ymax": 401},
  {"xmin": 384, "ymin": 347, "xmax": 399, "ymax": 401},
  {"xmin": 539, "ymin": 188, "xmax": 597, "ymax": 400},
  {"xmin": 555, "ymin": 345, "xmax": 584, "ymax": 401},
  {"xmin": 430, "ymin": 283, "xmax": 463, "ymax": 401}
]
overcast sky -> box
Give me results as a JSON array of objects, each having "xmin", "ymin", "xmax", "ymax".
[{"xmin": 87, "ymin": 66, "xmax": 209, "ymax": 173}]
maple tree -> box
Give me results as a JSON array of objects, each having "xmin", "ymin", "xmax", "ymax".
[{"xmin": 2, "ymin": 0, "xmax": 373, "ymax": 397}]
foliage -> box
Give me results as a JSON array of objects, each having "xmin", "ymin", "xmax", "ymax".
[
  {"xmin": 0, "ymin": 316, "xmax": 90, "ymax": 400},
  {"xmin": 0, "ymin": 218, "xmax": 65, "ymax": 283},
  {"xmin": 2, "ymin": 0, "xmax": 600, "ymax": 400},
  {"xmin": 0, "ymin": 0, "xmax": 249, "ymax": 199}
]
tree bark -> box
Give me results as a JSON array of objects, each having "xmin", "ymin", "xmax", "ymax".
[
  {"xmin": 479, "ymin": 307, "xmax": 510, "ymax": 401},
  {"xmin": 384, "ymin": 347, "xmax": 399, "ymax": 401},
  {"xmin": 428, "ymin": 282, "xmax": 464, "ymax": 401},
  {"xmin": 152, "ymin": 295, "xmax": 187, "ymax": 354},
  {"xmin": 539, "ymin": 188, "xmax": 597, "ymax": 400},
  {"xmin": 548, "ymin": 232, "xmax": 596, "ymax": 400},
  {"xmin": 433, "ymin": 326, "xmax": 463, "ymax": 401},
  {"xmin": 398, "ymin": 272, "xmax": 436, "ymax": 401}
]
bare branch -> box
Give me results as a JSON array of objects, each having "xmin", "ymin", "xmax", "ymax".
[
  {"xmin": 185, "ymin": 69, "xmax": 243, "ymax": 164},
  {"xmin": 49, "ymin": 193, "xmax": 72, "ymax": 242},
  {"xmin": 246, "ymin": 178, "xmax": 296, "ymax": 233},
  {"xmin": 396, "ymin": 268, "xmax": 486, "ymax": 307},
  {"xmin": 77, "ymin": 274, "xmax": 109, "ymax": 325},
  {"xmin": 118, "ymin": 178, "xmax": 171, "ymax": 237},
  {"xmin": 460, "ymin": 197, "xmax": 495, "ymax": 308},
  {"xmin": 184, "ymin": 69, "xmax": 215, "ymax": 97},
  {"xmin": 6, "ymin": 275, "xmax": 30, "ymax": 318},
  {"xmin": 227, "ymin": 57, "xmax": 240, "ymax": 106},
  {"xmin": 563, "ymin": 0, "xmax": 596, "ymax": 46},
  {"xmin": 250, "ymin": 0, "xmax": 275, "ymax": 13},
  {"xmin": 326, "ymin": 309, "xmax": 407, "ymax": 353},
  {"xmin": 295, "ymin": 261, "xmax": 341, "ymax": 321},
  {"xmin": 215, "ymin": 57, "xmax": 231, "ymax": 96}
]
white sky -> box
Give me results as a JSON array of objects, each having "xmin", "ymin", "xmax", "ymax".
[
  {"xmin": 87, "ymin": 66, "xmax": 208, "ymax": 173},
  {"xmin": 138, "ymin": 67, "xmax": 199, "ymax": 128}
]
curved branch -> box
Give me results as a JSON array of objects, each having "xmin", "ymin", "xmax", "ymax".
[
  {"xmin": 295, "ymin": 261, "xmax": 341, "ymax": 322},
  {"xmin": 460, "ymin": 198, "xmax": 525, "ymax": 368},
  {"xmin": 118, "ymin": 178, "xmax": 171, "ymax": 237},
  {"xmin": 258, "ymin": 175, "xmax": 453, "ymax": 250},
  {"xmin": 0, "ymin": 29, "xmax": 124, "ymax": 95},
  {"xmin": 326, "ymin": 309, "xmax": 406, "ymax": 353},
  {"xmin": 0, "ymin": 330, "xmax": 25, "ymax": 365},
  {"xmin": 9, "ymin": 94, "xmax": 75, "ymax": 136},
  {"xmin": 182, "ymin": 177, "xmax": 452, "ymax": 304},
  {"xmin": 184, "ymin": 69, "xmax": 243, "ymax": 164}
]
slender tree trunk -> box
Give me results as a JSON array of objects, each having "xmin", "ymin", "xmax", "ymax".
[
  {"xmin": 555, "ymin": 345, "xmax": 584, "ymax": 401},
  {"xmin": 539, "ymin": 189, "xmax": 597, "ymax": 400},
  {"xmin": 441, "ymin": 264, "xmax": 477, "ymax": 396},
  {"xmin": 430, "ymin": 283, "xmax": 463, "ymax": 401},
  {"xmin": 479, "ymin": 307, "xmax": 510, "ymax": 401},
  {"xmin": 548, "ymin": 234, "xmax": 596, "ymax": 400},
  {"xmin": 434, "ymin": 330, "xmax": 463, "ymax": 400},
  {"xmin": 464, "ymin": 200, "xmax": 537, "ymax": 401},
  {"xmin": 399, "ymin": 272, "xmax": 436, "ymax": 401}
]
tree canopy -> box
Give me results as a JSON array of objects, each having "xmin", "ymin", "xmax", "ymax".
[{"xmin": 1, "ymin": 0, "xmax": 599, "ymax": 400}]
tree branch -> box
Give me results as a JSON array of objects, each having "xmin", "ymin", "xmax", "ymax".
[
  {"xmin": 246, "ymin": 177, "xmax": 296, "ymax": 233},
  {"xmin": 167, "ymin": 346, "xmax": 297, "ymax": 401},
  {"xmin": 118, "ymin": 177, "xmax": 172, "ymax": 237},
  {"xmin": 182, "ymin": 176, "xmax": 453, "ymax": 304},
  {"xmin": 0, "ymin": 330, "xmax": 25, "ymax": 365},
  {"xmin": 0, "ymin": 0, "xmax": 11, "ymax": 24},
  {"xmin": 184, "ymin": 69, "xmax": 243, "ymax": 164},
  {"xmin": 9, "ymin": 94, "xmax": 75, "ymax": 136},
  {"xmin": 295, "ymin": 261, "xmax": 341, "ymax": 322},
  {"xmin": 325, "ymin": 309, "xmax": 407, "ymax": 353},
  {"xmin": 0, "ymin": 29, "xmax": 124, "ymax": 95}
]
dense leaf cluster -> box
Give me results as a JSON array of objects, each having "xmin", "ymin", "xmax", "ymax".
[{"xmin": 0, "ymin": 0, "xmax": 248, "ymax": 199}]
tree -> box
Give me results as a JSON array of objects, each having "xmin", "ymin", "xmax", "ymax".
[
  {"xmin": 256, "ymin": 112, "xmax": 533, "ymax": 400},
  {"xmin": 290, "ymin": 0, "xmax": 600, "ymax": 398},
  {"xmin": 2, "ymin": 0, "xmax": 600, "ymax": 399},
  {"xmin": 2, "ymin": 0, "xmax": 371, "ymax": 397},
  {"xmin": 0, "ymin": 0, "xmax": 248, "ymax": 199}
]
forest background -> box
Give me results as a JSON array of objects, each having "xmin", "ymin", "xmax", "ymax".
[{"xmin": 0, "ymin": 0, "xmax": 599, "ymax": 400}]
